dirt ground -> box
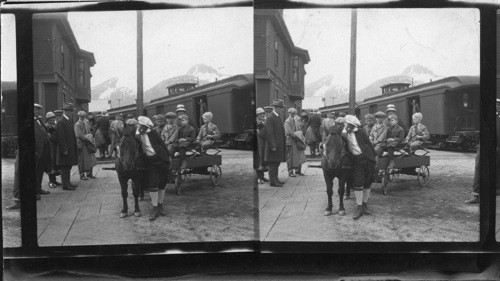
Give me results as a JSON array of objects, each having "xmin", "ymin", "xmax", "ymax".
[{"xmin": 259, "ymin": 149, "xmax": 480, "ymax": 242}]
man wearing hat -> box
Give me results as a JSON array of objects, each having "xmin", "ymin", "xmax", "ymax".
[
  {"xmin": 95, "ymin": 110, "xmax": 111, "ymax": 159},
  {"xmin": 75, "ymin": 111, "xmax": 98, "ymax": 180},
  {"xmin": 385, "ymin": 104, "xmax": 408, "ymax": 135},
  {"xmin": 284, "ymin": 107, "xmax": 306, "ymax": 177},
  {"xmin": 255, "ymin": 108, "xmax": 269, "ymax": 184},
  {"xmin": 136, "ymin": 116, "xmax": 171, "ymax": 220},
  {"xmin": 56, "ymin": 103, "xmax": 78, "ymax": 190},
  {"xmin": 109, "ymin": 113, "xmax": 124, "ymax": 158},
  {"xmin": 307, "ymin": 108, "xmax": 322, "ymax": 155},
  {"xmin": 264, "ymin": 106, "xmax": 274, "ymax": 117},
  {"xmin": 53, "ymin": 109, "xmax": 63, "ymax": 121},
  {"xmin": 45, "ymin": 111, "xmax": 61, "ymax": 188},
  {"xmin": 264, "ymin": 99, "xmax": 287, "ymax": 187},
  {"xmin": 34, "ymin": 104, "xmax": 52, "ymax": 196},
  {"xmin": 342, "ymin": 115, "xmax": 376, "ymax": 219}
]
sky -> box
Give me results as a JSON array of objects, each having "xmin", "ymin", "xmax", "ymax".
[
  {"xmin": 68, "ymin": 8, "xmax": 252, "ymax": 90},
  {"xmin": 1, "ymin": 14, "xmax": 16, "ymax": 82},
  {"xmin": 283, "ymin": 8, "xmax": 480, "ymax": 89}
]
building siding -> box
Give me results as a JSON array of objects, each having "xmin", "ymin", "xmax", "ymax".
[{"xmin": 33, "ymin": 21, "xmax": 54, "ymax": 76}]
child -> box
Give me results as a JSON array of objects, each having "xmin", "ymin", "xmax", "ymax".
[
  {"xmin": 370, "ymin": 111, "xmax": 388, "ymax": 160},
  {"xmin": 161, "ymin": 112, "xmax": 179, "ymax": 156},
  {"xmin": 195, "ymin": 112, "xmax": 221, "ymax": 150},
  {"xmin": 383, "ymin": 114, "xmax": 404, "ymax": 168},
  {"xmin": 177, "ymin": 114, "xmax": 196, "ymax": 166},
  {"xmin": 405, "ymin": 112, "xmax": 430, "ymax": 151}
]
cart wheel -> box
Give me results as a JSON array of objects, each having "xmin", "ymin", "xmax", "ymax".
[
  {"xmin": 381, "ymin": 170, "xmax": 389, "ymax": 195},
  {"xmin": 175, "ymin": 172, "xmax": 182, "ymax": 196},
  {"xmin": 417, "ymin": 165, "xmax": 430, "ymax": 187},
  {"xmin": 210, "ymin": 165, "xmax": 222, "ymax": 186}
]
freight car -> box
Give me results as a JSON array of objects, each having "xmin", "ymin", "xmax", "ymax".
[
  {"xmin": 107, "ymin": 74, "xmax": 255, "ymax": 148},
  {"xmin": 320, "ymin": 76, "xmax": 480, "ymax": 151}
]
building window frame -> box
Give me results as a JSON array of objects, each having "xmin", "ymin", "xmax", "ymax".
[
  {"xmin": 274, "ymin": 41, "xmax": 279, "ymax": 68},
  {"xmin": 61, "ymin": 43, "xmax": 65, "ymax": 72}
]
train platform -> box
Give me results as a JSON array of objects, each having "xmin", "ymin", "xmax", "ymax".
[{"xmin": 259, "ymin": 149, "xmax": 480, "ymax": 242}]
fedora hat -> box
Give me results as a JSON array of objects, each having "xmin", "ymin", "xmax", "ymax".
[
  {"xmin": 256, "ymin": 108, "xmax": 265, "ymax": 115},
  {"xmin": 34, "ymin": 103, "xmax": 43, "ymax": 109},
  {"xmin": 272, "ymin": 99, "xmax": 284, "ymax": 107},
  {"xmin": 62, "ymin": 103, "xmax": 74, "ymax": 111},
  {"xmin": 54, "ymin": 109, "xmax": 63, "ymax": 114},
  {"xmin": 386, "ymin": 104, "xmax": 396, "ymax": 112},
  {"xmin": 45, "ymin": 112, "xmax": 55, "ymax": 119}
]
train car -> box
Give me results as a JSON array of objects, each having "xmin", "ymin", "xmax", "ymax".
[
  {"xmin": 357, "ymin": 76, "xmax": 480, "ymax": 151},
  {"xmin": 1, "ymin": 82, "xmax": 18, "ymax": 157},
  {"xmin": 108, "ymin": 74, "xmax": 255, "ymax": 148},
  {"xmin": 319, "ymin": 102, "xmax": 360, "ymax": 118}
]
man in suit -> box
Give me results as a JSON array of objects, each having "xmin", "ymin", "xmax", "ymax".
[
  {"xmin": 264, "ymin": 99, "xmax": 286, "ymax": 187},
  {"xmin": 56, "ymin": 103, "xmax": 78, "ymax": 190},
  {"xmin": 96, "ymin": 110, "xmax": 111, "ymax": 159},
  {"xmin": 342, "ymin": 115, "xmax": 376, "ymax": 220},
  {"xmin": 307, "ymin": 109, "xmax": 322, "ymax": 155},
  {"xmin": 136, "ymin": 116, "xmax": 171, "ymax": 220},
  {"xmin": 34, "ymin": 103, "xmax": 51, "ymax": 197}
]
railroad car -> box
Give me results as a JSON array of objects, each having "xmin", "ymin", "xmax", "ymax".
[
  {"xmin": 108, "ymin": 74, "xmax": 255, "ymax": 148},
  {"xmin": 320, "ymin": 76, "xmax": 480, "ymax": 151}
]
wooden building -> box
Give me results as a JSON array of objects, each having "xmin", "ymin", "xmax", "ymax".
[
  {"xmin": 254, "ymin": 9, "xmax": 310, "ymax": 118},
  {"xmin": 33, "ymin": 13, "xmax": 96, "ymax": 117}
]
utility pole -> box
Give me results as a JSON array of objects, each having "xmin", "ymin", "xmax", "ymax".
[
  {"xmin": 136, "ymin": 10, "xmax": 144, "ymax": 117},
  {"xmin": 348, "ymin": 9, "xmax": 357, "ymax": 115}
]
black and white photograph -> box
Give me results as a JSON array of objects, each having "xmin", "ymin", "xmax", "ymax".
[
  {"xmin": 2, "ymin": 8, "xmax": 255, "ymax": 247},
  {"xmin": 1, "ymin": 13, "xmax": 21, "ymax": 248},
  {"xmin": 256, "ymin": 8, "xmax": 481, "ymax": 242}
]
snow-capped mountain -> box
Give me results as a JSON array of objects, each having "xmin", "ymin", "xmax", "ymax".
[
  {"xmin": 90, "ymin": 64, "xmax": 229, "ymax": 110},
  {"xmin": 304, "ymin": 75, "xmax": 348, "ymax": 109},
  {"xmin": 303, "ymin": 64, "xmax": 443, "ymax": 109}
]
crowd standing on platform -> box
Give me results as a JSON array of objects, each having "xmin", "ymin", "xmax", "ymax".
[{"xmin": 5, "ymin": 103, "xmax": 221, "ymax": 219}]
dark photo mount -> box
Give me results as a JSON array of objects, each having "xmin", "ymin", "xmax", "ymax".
[{"xmin": 2, "ymin": 0, "xmax": 500, "ymax": 278}]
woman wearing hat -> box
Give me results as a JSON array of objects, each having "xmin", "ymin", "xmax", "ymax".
[
  {"xmin": 74, "ymin": 111, "xmax": 98, "ymax": 180},
  {"xmin": 342, "ymin": 115, "xmax": 376, "ymax": 219},
  {"xmin": 136, "ymin": 116, "xmax": 171, "ymax": 220},
  {"xmin": 255, "ymin": 108, "xmax": 269, "ymax": 184}
]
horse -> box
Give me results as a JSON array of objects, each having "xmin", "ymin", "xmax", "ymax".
[
  {"xmin": 115, "ymin": 130, "xmax": 144, "ymax": 218},
  {"xmin": 321, "ymin": 126, "xmax": 353, "ymax": 216}
]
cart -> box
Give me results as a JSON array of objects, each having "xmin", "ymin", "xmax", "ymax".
[
  {"xmin": 376, "ymin": 142, "xmax": 431, "ymax": 195},
  {"xmin": 170, "ymin": 149, "xmax": 222, "ymax": 196}
]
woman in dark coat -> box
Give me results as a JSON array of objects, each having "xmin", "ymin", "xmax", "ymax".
[
  {"xmin": 56, "ymin": 103, "xmax": 78, "ymax": 190},
  {"xmin": 45, "ymin": 111, "xmax": 60, "ymax": 188}
]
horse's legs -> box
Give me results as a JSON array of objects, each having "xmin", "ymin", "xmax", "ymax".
[
  {"xmin": 132, "ymin": 177, "xmax": 141, "ymax": 217},
  {"xmin": 323, "ymin": 171, "xmax": 334, "ymax": 215},
  {"xmin": 118, "ymin": 176, "xmax": 128, "ymax": 218}
]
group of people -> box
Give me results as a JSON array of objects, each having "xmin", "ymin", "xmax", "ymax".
[
  {"xmin": 5, "ymin": 102, "xmax": 220, "ymax": 217},
  {"xmin": 255, "ymin": 99, "xmax": 308, "ymax": 187},
  {"xmin": 255, "ymin": 100, "xmax": 433, "ymax": 220}
]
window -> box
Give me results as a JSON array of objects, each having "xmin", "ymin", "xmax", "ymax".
[
  {"xmin": 274, "ymin": 89, "xmax": 278, "ymax": 100},
  {"xmin": 292, "ymin": 56, "xmax": 299, "ymax": 82},
  {"xmin": 61, "ymin": 44, "xmax": 65, "ymax": 72},
  {"xmin": 274, "ymin": 41, "xmax": 279, "ymax": 67},
  {"xmin": 463, "ymin": 93, "xmax": 469, "ymax": 108}
]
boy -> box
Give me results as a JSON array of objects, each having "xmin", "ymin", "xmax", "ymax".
[
  {"xmin": 383, "ymin": 114, "xmax": 404, "ymax": 168},
  {"xmin": 195, "ymin": 112, "xmax": 221, "ymax": 150}
]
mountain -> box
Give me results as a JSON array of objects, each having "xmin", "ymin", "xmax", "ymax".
[
  {"xmin": 304, "ymin": 75, "xmax": 348, "ymax": 109},
  {"xmin": 90, "ymin": 64, "xmax": 229, "ymax": 110},
  {"xmin": 303, "ymin": 64, "xmax": 443, "ymax": 109},
  {"xmin": 355, "ymin": 64, "xmax": 443, "ymax": 101}
]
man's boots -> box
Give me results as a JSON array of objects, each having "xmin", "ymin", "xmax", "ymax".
[
  {"xmin": 149, "ymin": 206, "xmax": 159, "ymax": 221},
  {"xmin": 362, "ymin": 202, "xmax": 371, "ymax": 215},
  {"xmin": 353, "ymin": 205, "xmax": 363, "ymax": 220}
]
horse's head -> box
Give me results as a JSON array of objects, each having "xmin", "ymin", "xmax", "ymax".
[
  {"xmin": 119, "ymin": 135, "xmax": 139, "ymax": 172},
  {"xmin": 323, "ymin": 128, "xmax": 343, "ymax": 170}
]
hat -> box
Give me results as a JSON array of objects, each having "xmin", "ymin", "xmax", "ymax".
[
  {"xmin": 364, "ymin": 113, "xmax": 374, "ymax": 119},
  {"xmin": 256, "ymin": 108, "xmax": 265, "ymax": 115},
  {"xmin": 272, "ymin": 99, "xmax": 284, "ymax": 107},
  {"xmin": 138, "ymin": 116, "xmax": 154, "ymax": 128},
  {"xmin": 176, "ymin": 105, "xmax": 186, "ymax": 113},
  {"xmin": 386, "ymin": 104, "xmax": 396, "ymax": 112},
  {"xmin": 264, "ymin": 106, "xmax": 273, "ymax": 111},
  {"xmin": 288, "ymin": 108, "xmax": 297, "ymax": 114},
  {"xmin": 77, "ymin": 111, "xmax": 87, "ymax": 117},
  {"xmin": 345, "ymin": 115, "xmax": 361, "ymax": 127},
  {"xmin": 46, "ymin": 112, "xmax": 55, "ymax": 119},
  {"xmin": 176, "ymin": 104, "xmax": 185, "ymax": 109},
  {"xmin": 62, "ymin": 103, "xmax": 74, "ymax": 111},
  {"xmin": 164, "ymin": 112, "xmax": 176, "ymax": 118},
  {"xmin": 34, "ymin": 103, "xmax": 43, "ymax": 109},
  {"xmin": 126, "ymin": 113, "xmax": 135, "ymax": 119},
  {"xmin": 374, "ymin": 111, "xmax": 386, "ymax": 118},
  {"xmin": 54, "ymin": 110, "xmax": 63, "ymax": 114}
]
